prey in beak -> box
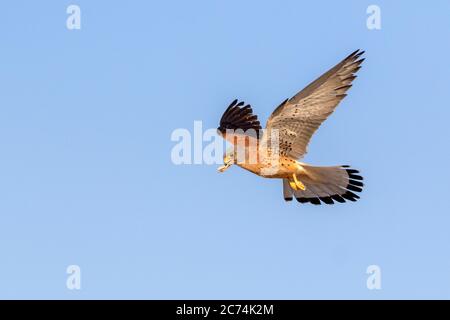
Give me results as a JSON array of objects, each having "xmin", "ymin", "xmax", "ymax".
[
  {"xmin": 218, "ymin": 160, "xmax": 232, "ymax": 172},
  {"xmin": 217, "ymin": 150, "xmax": 234, "ymax": 173}
]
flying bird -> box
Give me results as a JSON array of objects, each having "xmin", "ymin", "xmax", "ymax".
[{"xmin": 217, "ymin": 50, "xmax": 365, "ymax": 205}]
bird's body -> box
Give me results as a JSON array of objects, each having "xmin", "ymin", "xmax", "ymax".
[
  {"xmin": 239, "ymin": 156, "xmax": 305, "ymax": 179},
  {"xmin": 217, "ymin": 50, "xmax": 365, "ymax": 205},
  {"xmin": 226, "ymin": 143, "xmax": 305, "ymax": 179}
]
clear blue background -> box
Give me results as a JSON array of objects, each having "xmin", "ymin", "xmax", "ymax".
[{"xmin": 1, "ymin": 0, "xmax": 449, "ymax": 299}]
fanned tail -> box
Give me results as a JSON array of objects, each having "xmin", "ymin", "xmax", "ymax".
[{"xmin": 282, "ymin": 164, "xmax": 363, "ymax": 205}]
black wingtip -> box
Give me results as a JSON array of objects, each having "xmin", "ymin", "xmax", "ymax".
[
  {"xmin": 218, "ymin": 99, "xmax": 262, "ymax": 138},
  {"xmin": 346, "ymin": 49, "xmax": 365, "ymax": 63},
  {"xmin": 229, "ymin": 99, "xmax": 238, "ymax": 108},
  {"xmin": 346, "ymin": 49, "xmax": 361, "ymax": 59}
]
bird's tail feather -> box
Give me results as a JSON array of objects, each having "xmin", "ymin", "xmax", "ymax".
[{"xmin": 283, "ymin": 164, "xmax": 363, "ymax": 205}]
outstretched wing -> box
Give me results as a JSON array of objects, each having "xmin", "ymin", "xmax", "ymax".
[
  {"xmin": 217, "ymin": 99, "xmax": 262, "ymax": 145},
  {"xmin": 262, "ymin": 50, "xmax": 365, "ymax": 159}
]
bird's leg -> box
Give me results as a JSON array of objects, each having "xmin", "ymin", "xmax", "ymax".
[
  {"xmin": 289, "ymin": 180, "xmax": 298, "ymax": 190},
  {"xmin": 293, "ymin": 173, "xmax": 306, "ymax": 191}
]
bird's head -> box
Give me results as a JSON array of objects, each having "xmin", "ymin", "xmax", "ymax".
[{"xmin": 217, "ymin": 149, "xmax": 236, "ymax": 173}]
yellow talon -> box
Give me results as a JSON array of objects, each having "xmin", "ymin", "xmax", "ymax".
[
  {"xmin": 289, "ymin": 180, "xmax": 298, "ymax": 190},
  {"xmin": 293, "ymin": 174, "xmax": 306, "ymax": 191}
]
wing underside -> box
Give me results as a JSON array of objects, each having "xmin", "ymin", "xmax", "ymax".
[{"xmin": 263, "ymin": 50, "xmax": 365, "ymax": 159}]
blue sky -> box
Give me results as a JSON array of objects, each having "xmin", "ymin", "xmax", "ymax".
[{"xmin": 1, "ymin": 0, "xmax": 450, "ymax": 299}]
